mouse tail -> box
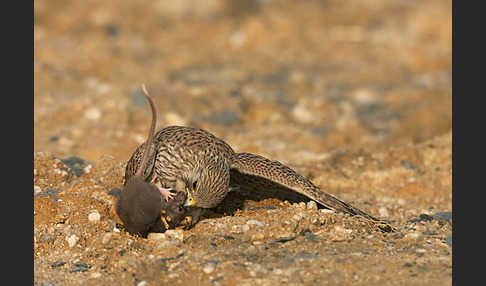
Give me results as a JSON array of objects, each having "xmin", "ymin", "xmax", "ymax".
[{"xmin": 135, "ymin": 84, "xmax": 157, "ymax": 178}]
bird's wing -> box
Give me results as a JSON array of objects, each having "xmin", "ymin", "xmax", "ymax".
[{"xmin": 230, "ymin": 152, "xmax": 383, "ymax": 223}]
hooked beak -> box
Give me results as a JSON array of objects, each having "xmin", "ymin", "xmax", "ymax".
[{"xmin": 184, "ymin": 188, "xmax": 196, "ymax": 207}]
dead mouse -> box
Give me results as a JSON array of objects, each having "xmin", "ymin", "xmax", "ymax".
[{"xmin": 116, "ymin": 84, "xmax": 186, "ymax": 237}]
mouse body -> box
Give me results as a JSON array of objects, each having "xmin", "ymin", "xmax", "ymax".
[{"xmin": 115, "ymin": 84, "xmax": 186, "ymax": 237}]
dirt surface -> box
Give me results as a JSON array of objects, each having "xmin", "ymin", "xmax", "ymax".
[{"xmin": 34, "ymin": 0, "xmax": 452, "ymax": 285}]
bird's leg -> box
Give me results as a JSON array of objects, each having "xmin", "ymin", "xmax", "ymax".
[{"xmin": 181, "ymin": 207, "xmax": 207, "ymax": 229}]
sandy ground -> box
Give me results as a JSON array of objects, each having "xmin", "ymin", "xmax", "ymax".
[{"xmin": 34, "ymin": 0, "xmax": 452, "ymax": 285}]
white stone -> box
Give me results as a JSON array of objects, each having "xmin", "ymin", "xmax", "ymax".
[
  {"xmin": 83, "ymin": 165, "xmax": 92, "ymax": 174},
  {"xmin": 66, "ymin": 234, "xmax": 79, "ymax": 248},
  {"xmin": 34, "ymin": 185, "xmax": 42, "ymax": 194},
  {"xmin": 137, "ymin": 281, "xmax": 147, "ymax": 286},
  {"xmin": 306, "ymin": 201, "xmax": 317, "ymax": 210},
  {"xmin": 84, "ymin": 107, "xmax": 102, "ymax": 121},
  {"xmin": 292, "ymin": 104, "xmax": 314, "ymax": 124},
  {"xmin": 247, "ymin": 220, "xmax": 264, "ymax": 227},
  {"xmin": 202, "ymin": 263, "xmax": 215, "ymax": 274},
  {"xmin": 88, "ymin": 211, "xmax": 101, "ymax": 222},
  {"xmin": 147, "ymin": 233, "xmax": 167, "ymax": 241}
]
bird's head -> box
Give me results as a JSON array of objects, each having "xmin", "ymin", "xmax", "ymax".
[{"xmin": 183, "ymin": 155, "xmax": 230, "ymax": 209}]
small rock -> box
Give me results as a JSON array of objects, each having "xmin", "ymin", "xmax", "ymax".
[
  {"xmin": 247, "ymin": 220, "xmax": 264, "ymax": 227},
  {"xmin": 432, "ymin": 211, "xmax": 452, "ymax": 222},
  {"xmin": 83, "ymin": 164, "xmax": 92, "ymax": 174},
  {"xmin": 202, "ymin": 263, "xmax": 215, "ymax": 274},
  {"xmin": 397, "ymin": 198, "xmax": 407, "ymax": 206},
  {"xmin": 378, "ymin": 207, "xmax": 389, "ymax": 217},
  {"xmin": 51, "ymin": 261, "xmax": 66, "ymax": 268},
  {"xmin": 34, "ymin": 185, "xmax": 42, "ymax": 195},
  {"xmin": 415, "ymin": 248, "xmax": 427, "ymax": 254},
  {"xmin": 319, "ymin": 209, "xmax": 335, "ymax": 215},
  {"xmin": 84, "ymin": 107, "xmax": 102, "ymax": 121},
  {"xmin": 102, "ymin": 233, "xmax": 113, "ymax": 245},
  {"xmin": 306, "ymin": 201, "xmax": 317, "ymax": 210},
  {"xmin": 165, "ymin": 229, "xmax": 184, "ymax": 242},
  {"xmin": 269, "ymin": 235, "xmax": 297, "ymax": 246},
  {"xmin": 60, "ymin": 156, "xmax": 88, "ymax": 177},
  {"xmin": 292, "ymin": 104, "xmax": 314, "ymax": 124},
  {"xmin": 90, "ymin": 272, "xmax": 102, "ymax": 278},
  {"xmin": 404, "ymin": 231, "xmax": 423, "ymax": 241},
  {"xmin": 136, "ymin": 281, "xmax": 147, "ymax": 286},
  {"xmin": 147, "ymin": 233, "xmax": 167, "ymax": 241},
  {"xmin": 241, "ymin": 225, "xmax": 250, "ymax": 232},
  {"xmin": 71, "ymin": 262, "xmax": 90, "ymax": 273},
  {"xmin": 39, "ymin": 233, "xmax": 55, "ymax": 243},
  {"xmin": 88, "ymin": 211, "xmax": 101, "ymax": 223},
  {"xmin": 66, "ymin": 234, "xmax": 79, "ymax": 248}
]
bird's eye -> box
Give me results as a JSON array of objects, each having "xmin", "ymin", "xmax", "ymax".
[{"xmin": 192, "ymin": 181, "xmax": 198, "ymax": 191}]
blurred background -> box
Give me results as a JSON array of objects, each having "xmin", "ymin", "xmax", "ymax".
[{"xmin": 34, "ymin": 0, "xmax": 451, "ymax": 164}]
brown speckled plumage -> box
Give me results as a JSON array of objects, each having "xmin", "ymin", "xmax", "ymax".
[{"xmin": 125, "ymin": 89, "xmax": 389, "ymax": 228}]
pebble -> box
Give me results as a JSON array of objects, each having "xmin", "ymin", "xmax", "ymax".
[
  {"xmin": 34, "ymin": 185, "xmax": 42, "ymax": 195},
  {"xmin": 136, "ymin": 281, "xmax": 147, "ymax": 286},
  {"xmin": 39, "ymin": 233, "xmax": 55, "ymax": 243},
  {"xmin": 147, "ymin": 233, "xmax": 167, "ymax": 241},
  {"xmin": 319, "ymin": 209, "xmax": 335, "ymax": 215},
  {"xmin": 83, "ymin": 164, "xmax": 92, "ymax": 174},
  {"xmin": 306, "ymin": 201, "xmax": 317, "ymax": 210},
  {"xmin": 71, "ymin": 262, "xmax": 90, "ymax": 273},
  {"xmin": 378, "ymin": 207, "xmax": 389, "ymax": 217},
  {"xmin": 88, "ymin": 211, "xmax": 101, "ymax": 222},
  {"xmin": 241, "ymin": 225, "xmax": 250, "ymax": 232},
  {"xmin": 84, "ymin": 107, "xmax": 102, "ymax": 121},
  {"xmin": 404, "ymin": 231, "xmax": 423, "ymax": 241},
  {"xmin": 202, "ymin": 263, "xmax": 215, "ymax": 274},
  {"xmin": 415, "ymin": 248, "xmax": 427, "ymax": 254},
  {"xmin": 247, "ymin": 220, "xmax": 264, "ymax": 227},
  {"xmin": 90, "ymin": 272, "xmax": 102, "ymax": 279},
  {"xmin": 66, "ymin": 234, "xmax": 79, "ymax": 248},
  {"xmin": 165, "ymin": 229, "xmax": 184, "ymax": 242},
  {"xmin": 292, "ymin": 104, "xmax": 314, "ymax": 124},
  {"xmin": 102, "ymin": 233, "xmax": 113, "ymax": 245}
]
